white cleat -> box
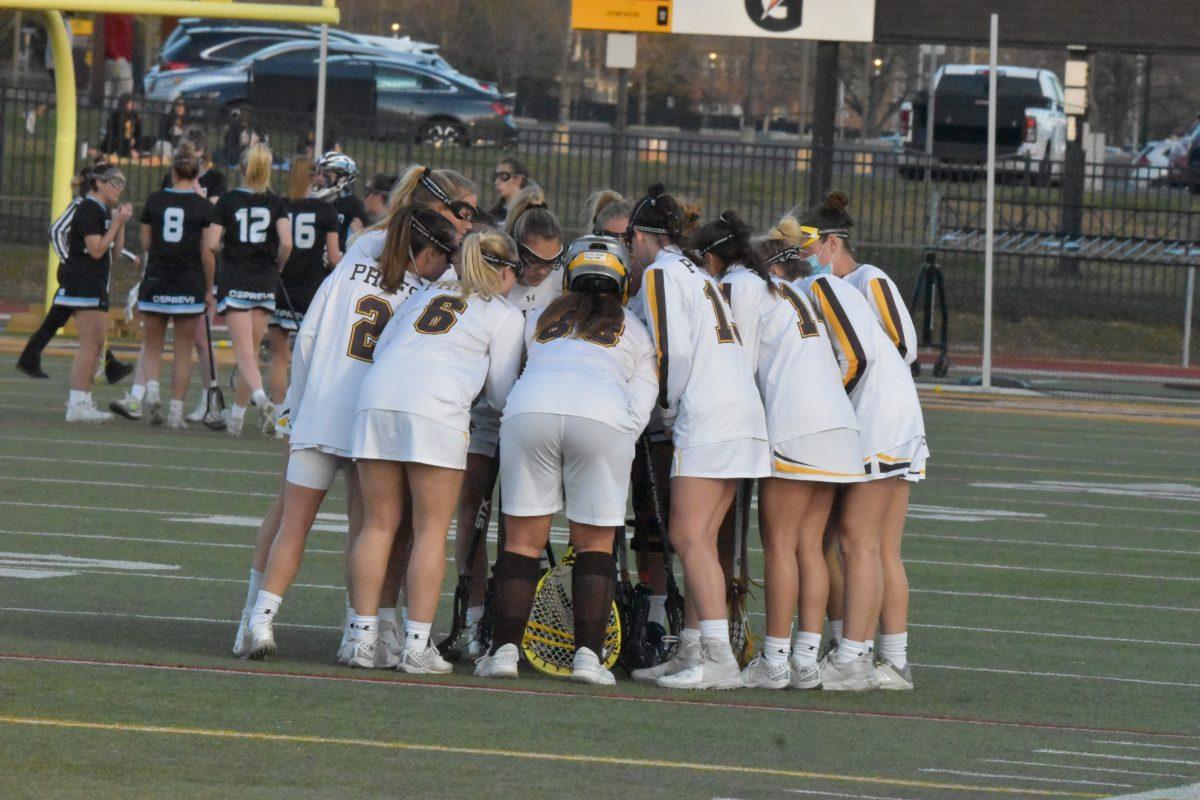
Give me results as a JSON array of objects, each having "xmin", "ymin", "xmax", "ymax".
[
  {"xmin": 397, "ymin": 643, "xmax": 453, "ymax": 675},
  {"xmin": 473, "ymin": 643, "xmax": 519, "ymax": 678},
  {"xmin": 185, "ymin": 397, "xmax": 207, "ymax": 423},
  {"xmin": 232, "ymin": 611, "xmax": 250, "ymax": 658},
  {"xmin": 343, "ymin": 639, "xmax": 377, "ymax": 669},
  {"xmin": 631, "ymin": 637, "xmax": 699, "ymax": 684},
  {"xmin": 167, "ymin": 408, "xmax": 188, "ymax": 430},
  {"xmin": 258, "ymin": 402, "xmax": 276, "ymax": 436},
  {"xmin": 66, "ymin": 399, "xmax": 113, "ymax": 423},
  {"xmin": 375, "ymin": 621, "xmax": 403, "ymax": 669},
  {"xmin": 788, "ymin": 658, "xmax": 822, "ymax": 690},
  {"xmin": 570, "ymin": 647, "xmax": 616, "ymax": 686},
  {"xmin": 741, "ymin": 653, "xmax": 789, "ymax": 689},
  {"xmin": 657, "ymin": 642, "xmax": 744, "ymax": 690},
  {"xmin": 225, "ymin": 411, "xmax": 244, "ymax": 437},
  {"xmin": 244, "ymin": 620, "xmax": 276, "ymax": 660},
  {"xmin": 874, "ymin": 659, "xmax": 914, "ymax": 691},
  {"xmin": 108, "ymin": 394, "xmax": 142, "ymax": 421},
  {"xmin": 820, "ymin": 654, "xmax": 879, "ymax": 691}
]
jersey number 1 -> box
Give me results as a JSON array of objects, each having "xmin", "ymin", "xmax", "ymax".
[
  {"xmin": 347, "ymin": 295, "xmax": 393, "ymax": 363},
  {"xmin": 704, "ymin": 283, "xmax": 739, "ymax": 344}
]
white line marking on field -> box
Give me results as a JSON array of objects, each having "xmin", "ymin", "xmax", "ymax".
[
  {"xmin": 973, "ymin": 481, "xmax": 1200, "ymax": 503},
  {"xmin": 981, "ymin": 759, "xmax": 1193, "ymax": 780},
  {"xmin": 917, "ymin": 768, "xmax": 1131, "ymax": 788},
  {"xmin": 912, "ymin": 589, "xmax": 1200, "ymax": 613},
  {"xmin": 0, "ymin": 606, "xmax": 338, "ymax": 631},
  {"xmin": 921, "ymin": 663, "xmax": 1200, "ymax": 689},
  {"xmin": 1093, "ymin": 741, "xmax": 1200, "ymax": 752},
  {"xmin": 0, "ymin": 529, "xmax": 343, "ymax": 556},
  {"xmin": 907, "ymin": 559, "xmax": 1200, "ymax": 583},
  {"xmin": 1036, "ymin": 750, "xmax": 1200, "ymax": 767},
  {"xmin": 785, "ymin": 790, "xmax": 923, "ymax": 800},
  {"xmin": 0, "ymin": 475, "xmax": 276, "ymax": 499},
  {"xmin": 907, "ymin": 532, "xmax": 1198, "ymax": 557},
  {"xmin": 1102, "ymin": 782, "xmax": 1200, "ymax": 799},
  {"xmin": 0, "ymin": 433, "xmax": 278, "ymax": 458},
  {"xmin": 0, "ymin": 551, "xmax": 179, "ymax": 580},
  {"xmin": 909, "ymin": 623, "xmax": 1200, "ymax": 649},
  {"xmin": 947, "ymin": 491, "xmax": 1200, "ymax": 518},
  {"xmin": 166, "ymin": 514, "xmax": 346, "ymax": 533},
  {"xmin": 0, "ymin": 567, "xmax": 77, "ymax": 579},
  {"xmin": 0, "ymin": 500, "xmax": 208, "ymax": 517},
  {"xmin": 2, "ymin": 454, "xmax": 271, "ymax": 476},
  {"xmin": 906, "ymin": 504, "xmax": 1048, "ymax": 523}
]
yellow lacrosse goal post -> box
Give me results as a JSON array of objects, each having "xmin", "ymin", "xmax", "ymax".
[{"xmin": 0, "ymin": 0, "xmax": 339, "ymax": 311}]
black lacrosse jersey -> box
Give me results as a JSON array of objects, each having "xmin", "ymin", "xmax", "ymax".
[
  {"xmin": 63, "ymin": 196, "xmax": 111, "ymax": 277},
  {"xmin": 140, "ymin": 189, "xmax": 214, "ymax": 281},
  {"xmin": 215, "ymin": 189, "xmax": 285, "ymax": 281},
  {"xmin": 281, "ymin": 197, "xmax": 339, "ymax": 309},
  {"xmin": 160, "ymin": 169, "xmax": 227, "ymax": 201},
  {"xmin": 332, "ymin": 192, "xmax": 366, "ymax": 251}
]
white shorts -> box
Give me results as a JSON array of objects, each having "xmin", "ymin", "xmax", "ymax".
[
  {"xmin": 671, "ymin": 437, "xmax": 771, "ymax": 479},
  {"xmin": 499, "ymin": 412, "xmax": 635, "ymax": 526},
  {"xmin": 865, "ymin": 435, "xmax": 929, "ymax": 483},
  {"xmin": 351, "ymin": 409, "xmax": 470, "ymax": 470},
  {"xmin": 286, "ymin": 447, "xmax": 349, "ymax": 491},
  {"xmin": 771, "ymin": 427, "xmax": 866, "ymax": 483},
  {"xmin": 467, "ymin": 403, "xmax": 501, "ymax": 458}
]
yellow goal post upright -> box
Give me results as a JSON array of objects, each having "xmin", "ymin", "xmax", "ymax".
[{"xmin": 0, "ymin": 0, "xmax": 340, "ymax": 311}]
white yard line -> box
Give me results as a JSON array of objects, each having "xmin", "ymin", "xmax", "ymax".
[
  {"xmin": 3, "ymin": 454, "xmax": 272, "ymax": 477},
  {"xmin": 1092, "ymin": 741, "xmax": 1200, "ymax": 752},
  {"xmin": 0, "ymin": 529, "xmax": 342, "ymax": 556},
  {"xmin": 980, "ymin": 760, "xmax": 1192, "ymax": 780},
  {"xmin": 0, "ymin": 475, "xmax": 277, "ymax": 499},
  {"xmin": 0, "ymin": 500, "xmax": 209, "ymax": 517},
  {"xmin": 0, "ymin": 433, "xmax": 277, "ymax": 459},
  {"xmin": 785, "ymin": 790, "xmax": 923, "ymax": 800},
  {"xmin": 916, "ymin": 664, "xmax": 1200, "ymax": 689},
  {"xmin": 1034, "ymin": 750, "xmax": 1200, "ymax": 767},
  {"xmin": 906, "ymin": 559, "xmax": 1200, "ymax": 583},
  {"xmin": 0, "ymin": 606, "xmax": 337, "ymax": 631},
  {"xmin": 905, "ymin": 532, "xmax": 1199, "ymax": 556},
  {"xmin": 911, "ymin": 589, "xmax": 1200, "ymax": 614},
  {"xmin": 909, "ymin": 623, "xmax": 1199, "ymax": 649},
  {"xmin": 917, "ymin": 768, "xmax": 1130, "ymax": 788}
]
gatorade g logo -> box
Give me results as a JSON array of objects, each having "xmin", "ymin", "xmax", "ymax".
[{"xmin": 746, "ymin": 0, "xmax": 802, "ymax": 32}]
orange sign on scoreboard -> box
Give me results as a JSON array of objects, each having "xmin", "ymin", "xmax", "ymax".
[{"xmin": 571, "ymin": 0, "xmax": 673, "ymax": 33}]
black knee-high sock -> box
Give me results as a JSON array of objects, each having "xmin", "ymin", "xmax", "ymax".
[
  {"xmin": 19, "ymin": 304, "xmax": 72, "ymax": 366},
  {"xmin": 490, "ymin": 551, "xmax": 541, "ymax": 654},
  {"xmin": 572, "ymin": 550, "xmax": 614, "ymax": 658}
]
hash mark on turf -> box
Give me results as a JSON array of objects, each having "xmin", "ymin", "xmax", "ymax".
[
  {"xmin": 917, "ymin": 769, "xmax": 1131, "ymax": 788},
  {"xmin": 1035, "ymin": 750, "xmax": 1200, "ymax": 767},
  {"xmin": 981, "ymin": 760, "xmax": 1194, "ymax": 780},
  {"xmin": 920, "ymin": 664, "xmax": 1200, "ymax": 689},
  {"xmin": 910, "ymin": 623, "xmax": 1200, "ymax": 649},
  {"xmin": 1092, "ymin": 741, "xmax": 1200, "ymax": 752}
]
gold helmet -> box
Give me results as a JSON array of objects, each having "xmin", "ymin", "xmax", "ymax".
[{"xmin": 562, "ymin": 235, "xmax": 631, "ymax": 304}]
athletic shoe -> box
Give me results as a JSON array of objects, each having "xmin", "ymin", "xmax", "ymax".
[
  {"xmin": 166, "ymin": 407, "xmax": 187, "ymax": 430},
  {"xmin": 464, "ymin": 636, "xmax": 487, "ymax": 660},
  {"xmin": 657, "ymin": 642, "xmax": 743, "ymax": 690},
  {"xmin": 258, "ymin": 402, "xmax": 276, "ymax": 436},
  {"xmin": 145, "ymin": 387, "xmax": 163, "ymax": 426},
  {"xmin": 376, "ymin": 620, "xmax": 403, "ymax": 669},
  {"xmin": 645, "ymin": 621, "xmax": 668, "ymax": 661},
  {"xmin": 108, "ymin": 394, "xmax": 142, "ymax": 421},
  {"xmin": 344, "ymin": 639, "xmax": 377, "ymax": 669},
  {"xmin": 104, "ymin": 359, "xmax": 135, "ymax": 385},
  {"xmin": 631, "ymin": 637, "xmax": 700, "ymax": 683},
  {"xmin": 225, "ymin": 411, "xmax": 244, "ymax": 437},
  {"xmin": 874, "ymin": 659, "xmax": 914, "ymax": 691},
  {"xmin": 788, "ymin": 658, "xmax": 822, "ymax": 690},
  {"xmin": 473, "ymin": 643, "xmax": 519, "ymax": 678},
  {"xmin": 66, "ymin": 399, "xmax": 113, "ymax": 423},
  {"xmin": 24, "ymin": 109, "xmax": 36, "ymax": 135},
  {"xmin": 186, "ymin": 397, "xmax": 208, "ymax": 423},
  {"xmin": 232, "ymin": 611, "xmax": 250, "ymax": 658},
  {"xmin": 244, "ymin": 620, "xmax": 276, "ymax": 660},
  {"xmin": 741, "ymin": 653, "xmax": 789, "ymax": 689},
  {"xmin": 571, "ymin": 647, "xmax": 616, "ymax": 686},
  {"xmin": 397, "ymin": 643, "xmax": 453, "ymax": 674},
  {"xmin": 16, "ymin": 359, "xmax": 49, "ymax": 379},
  {"xmin": 335, "ymin": 613, "xmax": 353, "ymax": 665},
  {"xmin": 820, "ymin": 654, "xmax": 878, "ymax": 691}
]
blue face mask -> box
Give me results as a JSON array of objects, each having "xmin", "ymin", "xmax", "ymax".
[{"xmin": 805, "ymin": 243, "xmax": 831, "ymax": 275}]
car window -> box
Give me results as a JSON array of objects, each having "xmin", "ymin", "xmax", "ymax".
[
  {"xmin": 376, "ymin": 67, "xmax": 452, "ymax": 93},
  {"xmin": 205, "ymin": 37, "xmax": 286, "ymax": 63}
]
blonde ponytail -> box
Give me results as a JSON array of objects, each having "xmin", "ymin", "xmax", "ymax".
[
  {"xmin": 450, "ymin": 229, "xmax": 518, "ymax": 301},
  {"xmin": 241, "ymin": 143, "xmax": 273, "ymax": 193}
]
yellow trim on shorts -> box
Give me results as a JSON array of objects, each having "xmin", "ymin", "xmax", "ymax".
[{"xmin": 774, "ymin": 459, "xmax": 865, "ymax": 478}]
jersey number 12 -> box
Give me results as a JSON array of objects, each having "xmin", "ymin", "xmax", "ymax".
[{"xmin": 235, "ymin": 207, "xmax": 271, "ymax": 244}]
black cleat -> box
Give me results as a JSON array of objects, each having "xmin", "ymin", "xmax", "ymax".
[
  {"xmin": 104, "ymin": 359, "xmax": 136, "ymax": 385},
  {"xmin": 16, "ymin": 360, "xmax": 49, "ymax": 379}
]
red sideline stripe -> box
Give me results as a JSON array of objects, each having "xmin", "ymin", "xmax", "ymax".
[
  {"xmin": 919, "ymin": 351, "xmax": 1200, "ymax": 381},
  {"xmin": 3, "ymin": 652, "xmax": 1199, "ymax": 740}
]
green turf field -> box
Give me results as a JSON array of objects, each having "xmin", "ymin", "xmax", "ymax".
[{"xmin": 1, "ymin": 357, "xmax": 1198, "ymax": 800}]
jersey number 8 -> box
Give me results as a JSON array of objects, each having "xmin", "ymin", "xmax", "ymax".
[
  {"xmin": 347, "ymin": 295, "xmax": 393, "ymax": 363},
  {"xmin": 163, "ymin": 207, "xmax": 185, "ymax": 243}
]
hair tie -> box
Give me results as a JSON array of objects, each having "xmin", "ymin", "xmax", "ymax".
[{"xmin": 527, "ymin": 201, "xmax": 548, "ymax": 210}]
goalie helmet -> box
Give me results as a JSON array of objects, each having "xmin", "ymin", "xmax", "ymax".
[
  {"xmin": 562, "ymin": 235, "xmax": 631, "ymax": 304},
  {"xmin": 310, "ymin": 151, "xmax": 358, "ymax": 199}
]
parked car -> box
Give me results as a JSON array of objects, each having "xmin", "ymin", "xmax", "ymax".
[
  {"xmin": 898, "ymin": 65, "xmax": 1068, "ymax": 183},
  {"xmin": 175, "ymin": 41, "xmax": 515, "ymax": 147},
  {"xmin": 1167, "ymin": 116, "xmax": 1200, "ymax": 191},
  {"xmin": 145, "ymin": 19, "xmax": 438, "ymax": 101},
  {"xmin": 1131, "ymin": 139, "xmax": 1172, "ymax": 185}
]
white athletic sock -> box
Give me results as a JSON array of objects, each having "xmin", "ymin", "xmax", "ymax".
[
  {"xmin": 837, "ymin": 638, "xmax": 867, "ymax": 664},
  {"xmin": 349, "ymin": 614, "xmax": 378, "ymax": 643},
  {"xmin": 831, "ymin": 619, "xmax": 844, "ymax": 642},
  {"xmin": 680, "ymin": 627, "xmax": 701, "ymax": 647},
  {"xmin": 647, "ymin": 594, "xmax": 667, "ymax": 627},
  {"xmin": 378, "ymin": 607, "xmax": 398, "ymax": 626},
  {"xmin": 763, "ymin": 635, "xmax": 790, "ymax": 667},
  {"xmin": 69, "ymin": 389, "xmax": 87, "ymax": 406},
  {"xmin": 230, "ymin": 403, "xmax": 247, "ymax": 420},
  {"xmin": 878, "ymin": 632, "xmax": 908, "ymax": 669},
  {"xmin": 465, "ymin": 605, "xmax": 484, "ymax": 628},
  {"xmin": 698, "ymin": 619, "xmax": 729, "ymax": 643},
  {"xmin": 249, "ymin": 590, "xmax": 282, "ymax": 628},
  {"xmin": 169, "ymin": 398, "xmax": 183, "ymax": 416},
  {"xmin": 243, "ymin": 567, "xmax": 264, "ymax": 613},
  {"xmin": 251, "ymin": 388, "xmax": 269, "ymax": 408},
  {"xmin": 130, "ymin": 383, "xmax": 146, "ymax": 402},
  {"xmin": 865, "ymin": 639, "xmax": 875, "ymax": 655},
  {"xmin": 145, "ymin": 380, "xmax": 159, "ymax": 401},
  {"xmin": 404, "ymin": 620, "xmax": 433, "ymax": 651},
  {"xmin": 791, "ymin": 631, "xmax": 822, "ymax": 665}
]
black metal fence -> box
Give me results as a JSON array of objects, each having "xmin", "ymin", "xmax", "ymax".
[{"xmin": 2, "ymin": 83, "xmax": 1197, "ymax": 392}]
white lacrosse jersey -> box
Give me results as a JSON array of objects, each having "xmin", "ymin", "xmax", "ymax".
[
  {"xmin": 633, "ymin": 247, "xmax": 766, "ymax": 449},
  {"xmin": 842, "ymin": 263, "xmax": 918, "ymax": 365},
  {"xmin": 721, "ymin": 266, "xmax": 858, "ymax": 445},
  {"xmin": 504, "ymin": 307, "xmax": 658, "ymax": 435},
  {"xmin": 283, "ymin": 239, "xmax": 434, "ymax": 456},
  {"xmin": 796, "ymin": 274, "xmax": 925, "ymax": 460},
  {"xmin": 509, "ymin": 268, "xmax": 564, "ymax": 312},
  {"xmin": 357, "ymin": 282, "xmax": 525, "ymax": 432}
]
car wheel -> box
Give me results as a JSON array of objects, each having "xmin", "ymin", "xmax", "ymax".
[{"xmin": 418, "ymin": 120, "xmax": 464, "ymax": 148}]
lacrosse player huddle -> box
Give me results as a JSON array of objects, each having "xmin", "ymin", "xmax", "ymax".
[{"xmin": 231, "ymin": 164, "xmax": 928, "ymax": 693}]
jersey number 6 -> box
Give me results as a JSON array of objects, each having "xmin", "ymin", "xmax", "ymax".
[
  {"xmin": 347, "ymin": 295, "xmax": 393, "ymax": 363},
  {"xmin": 413, "ymin": 294, "xmax": 468, "ymax": 335}
]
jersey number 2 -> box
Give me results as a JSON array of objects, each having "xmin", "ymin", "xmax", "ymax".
[
  {"xmin": 414, "ymin": 294, "xmax": 468, "ymax": 335},
  {"xmin": 347, "ymin": 295, "xmax": 393, "ymax": 363}
]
